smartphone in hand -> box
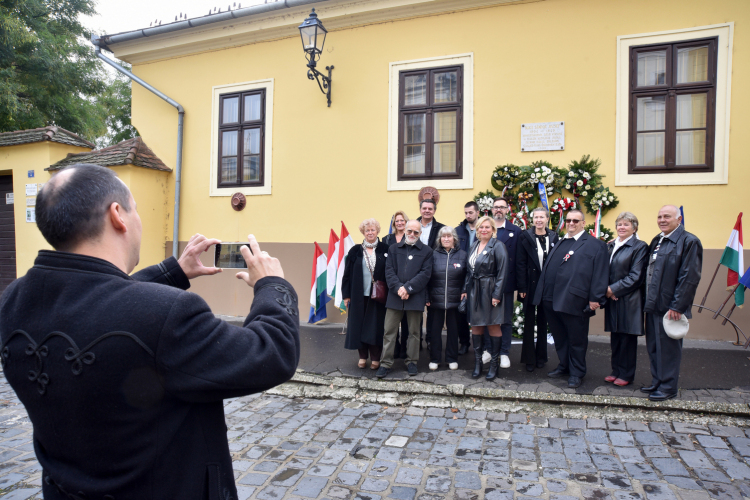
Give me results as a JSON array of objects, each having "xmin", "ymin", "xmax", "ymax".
[{"xmin": 214, "ymin": 242, "xmax": 251, "ymax": 269}]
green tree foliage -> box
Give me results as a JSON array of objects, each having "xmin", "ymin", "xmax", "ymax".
[
  {"xmin": 0, "ymin": 0, "xmax": 127, "ymax": 142},
  {"xmin": 96, "ymin": 65, "xmax": 138, "ymax": 148}
]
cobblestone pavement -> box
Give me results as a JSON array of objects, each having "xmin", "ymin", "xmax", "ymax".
[{"xmin": 1, "ymin": 378, "xmax": 750, "ymax": 500}]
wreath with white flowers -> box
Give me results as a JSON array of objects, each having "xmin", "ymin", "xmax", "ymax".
[
  {"xmin": 473, "ymin": 190, "xmax": 497, "ymax": 217},
  {"xmin": 587, "ymin": 186, "xmax": 619, "ymax": 216},
  {"xmin": 549, "ymin": 197, "xmax": 577, "ymax": 231},
  {"xmin": 491, "ymin": 164, "xmax": 524, "ymax": 194}
]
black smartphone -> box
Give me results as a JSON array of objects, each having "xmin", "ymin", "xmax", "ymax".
[{"xmin": 214, "ymin": 242, "xmax": 251, "ymax": 269}]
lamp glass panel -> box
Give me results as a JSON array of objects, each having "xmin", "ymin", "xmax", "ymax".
[
  {"xmin": 677, "ymin": 46, "xmax": 709, "ymax": 83},
  {"xmin": 315, "ymin": 27, "xmax": 326, "ymax": 53},
  {"xmin": 300, "ymin": 25, "xmax": 318, "ymax": 52},
  {"xmin": 244, "ymin": 129, "xmax": 260, "ymax": 155},
  {"xmin": 221, "ymin": 158, "xmax": 237, "ymax": 183},
  {"xmin": 676, "ymin": 130, "xmax": 706, "ymax": 165},
  {"xmin": 243, "ymin": 156, "xmax": 260, "ymax": 181},
  {"xmin": 222, "ymin": 97, "xmax": 239, "ymax": 123},
  {"xmin": 636, "ymin": 96, "xmax": 666, "ymax": 131},
  {"xmin": 404, "ymin": 75, "xmax": 426, "ymax": 106},
  {"xmin": 637, "ymin": 50, "xmax": 667, "ymax": 86},
  {"xmin": 244, "ymin": 94, "xmax": 261, "ymax": 121},
  {"xmin": 676, "ymin": 93, "xmax": 707, "ymax": 129},
  {"xmin": 636, "ymin": 132, "xmax": 665, "ymax": 167},
  {"xmin": 434, "ymin": 71, "xmax": 458, "ymax": 103}
]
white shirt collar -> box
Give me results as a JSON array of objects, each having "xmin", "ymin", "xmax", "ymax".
[
  {"xmin": 614, "ymin": 234, "xmax": 634, "ymax": 247},
  {"xmin": 660, "ymin": 226, "xmax": 679, "ymax": 239},
  {"xmin": 564, "ymin": 230, "xmax": 584, "ymax": 241},
  {"xmin": 495, "ymin": 219, "xmax": 506, "ymax": 230}
]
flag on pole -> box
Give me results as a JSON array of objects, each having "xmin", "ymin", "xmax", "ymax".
[
  {"xmin": 326, "ymin": 229, "xmax": 339, "ymax": 296},
  {"xmin": 388, "ymin": 213, "xmax": 395, "ymax": 235},
  {"xmin": 719, "ymin": 212, "xmax": 744, "ymax": 307},
  {"xmin": 680, "ymin": 206, "xmax": 685, "ymax": 227},
  {"xmin": 334, "ymin": 222, "xmax": 355, "ymax": 312},
  {"xmin": 740, "ymin": 265, "xmax": 750, "ymax": 289},
  {"xmin": 537, "ymin": 183, "xmax": 549, "ymax": 212},
  {"xmin": 308, "ymin": 242, "xmax": 330, "ymax": 323}
]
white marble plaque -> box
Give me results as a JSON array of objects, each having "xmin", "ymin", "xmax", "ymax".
[{"xmin": 521, "ymin": 121, "xmax": 565, "ymax": 152}]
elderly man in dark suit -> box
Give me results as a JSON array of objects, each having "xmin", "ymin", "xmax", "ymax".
[
  {"xmin": 492, "ymin": 196, "xmax": 522, "ymax": 369},
  {"xmin": 0, "ymin": 164, "xmax": 300, "ymax": 499},
  {"xmin": 641, "ymin": 205, "xmax": 702, "ymax": 401},
  {"xmin": 378, "ymin": 220, "xmax": 433, "ymax": 379},
  {"xmin": 533, "ymin": 209, "xmax": 609, "ymax": 388}
]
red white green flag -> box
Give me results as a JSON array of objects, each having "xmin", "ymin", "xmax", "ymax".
[{"xmin": 719, "ymin": 212, "xmax": 744, "ymax": 307}]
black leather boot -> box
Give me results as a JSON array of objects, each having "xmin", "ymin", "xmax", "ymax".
[
  {"xmin": 471, "ymin": 335, "xmax": 483, "ymax": 379},
  {"xmin": 486, "ymin": 336, "xmax": 502, "ymax": 381}
]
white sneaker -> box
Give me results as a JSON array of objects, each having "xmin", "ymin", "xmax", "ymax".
[
  {"xmin": 500, "ymin": 355, "xmax": 511, "ymax": 368},
  {"xmin": 448, "ymin": 362, "xmax": 458, "ymax": 370},
  {"xmin": 429, "ymin": 362, "xmax": 438, "ymax": 371},
  {"xmin": 482, "ymin": 351, "xmax": 491, "ymax": 364}
]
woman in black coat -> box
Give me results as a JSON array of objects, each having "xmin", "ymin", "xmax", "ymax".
[
  {"xmin": 426, "ymin": 226, "xmax": 467, "ymax": 371},
  {"xmin": 382, "ymin": 210, "xmax": 410, "ymax": 359},
  {"xmin": 464, "ymin": 216, "xmax": 508, "ymax": 381},
  {"xmin": 342, "ymin": 218, "xmax": 389, "ymax": 369},
  {"xmin": 516, "ymin": 207, "xmax": 559, "ymax": 372},
  {"xmin": 604, "ymin": 211, "xmax": 649, "ymax": 386}
]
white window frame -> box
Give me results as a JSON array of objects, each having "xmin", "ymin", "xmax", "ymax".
[
  {"xmin": 210, "ymin": 79, "xmax": 274, "ymax": 196},
  {"xmin": 615, "ymin": 23, "xmax": 733, "ymax": 186},
  {"xmin": 388, "ymin": 53, "xmax": 473, "ymax": 191}
]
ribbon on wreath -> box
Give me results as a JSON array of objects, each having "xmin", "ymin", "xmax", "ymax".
[{"xmin": 588, "ymin": 207, "xmax": 602, "ymax": 239}]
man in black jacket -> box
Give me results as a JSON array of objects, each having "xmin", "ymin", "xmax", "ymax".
[
  {"xmin": 378, "ymin": 220, "xmax": 433, "ymax": 378},
  {"xmin": 641, "ymin": 205, "xmax": 702, "ymax": 401},
  {"xmin": 416, "ymin": 198, "xmax": 444, "ymax": 350},
  {"xmin": 455, "ymin": 201, "xmax": 480, "ymax": 353},
  {"xmin": 533, "ymin": 209, "xmax": 608, "ymax": 388},
  {"xmin": 0, "ymin": 164, "xmax": 300, "ymax": 500},
  {"xmin": 492, "ymin": 197, "xmax": 522, "ymax": 369}
]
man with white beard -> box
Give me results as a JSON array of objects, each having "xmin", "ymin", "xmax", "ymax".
[{"xmin": 378, "ymin": 220, "xmax": 433, "ymax": 378}]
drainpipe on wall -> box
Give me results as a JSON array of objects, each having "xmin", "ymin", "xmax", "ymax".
[{"xmin": 91, "ymin": 39, "xmax": 184, "ymax": 259}]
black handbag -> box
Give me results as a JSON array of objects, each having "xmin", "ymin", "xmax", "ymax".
[
  {"xmin": 371, "ymin": 280, "xmax": 387, "ymax": 304},
  {"xmin": 458, "ymin": 296, "xmax": 467, "ymax": 314}
]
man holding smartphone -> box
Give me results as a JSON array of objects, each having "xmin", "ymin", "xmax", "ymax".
[{"xmin": 0, "ymin": 164, "xmax": 300, "ymax": 499}]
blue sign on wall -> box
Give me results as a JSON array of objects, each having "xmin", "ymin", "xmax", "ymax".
[{"xmin": 28, "ymin": 170, "xmax": 34, "ymax": 178}]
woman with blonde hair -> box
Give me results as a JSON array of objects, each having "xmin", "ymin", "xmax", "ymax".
[
  {"xmin": 342, "ymin": 218, "xmax": 389, "ymax": 369},
  {"xmin": 464, "ymin": 216, "xmax": 508, "ymax": 380},
  {"xmin": 382, "ymin": 210, "xmax": 410, "ymax": 358}
]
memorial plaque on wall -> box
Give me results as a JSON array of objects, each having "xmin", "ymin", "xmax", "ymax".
[{"xmin": 521, "ymin": 121, "xmax": 565, "ymax": 152}]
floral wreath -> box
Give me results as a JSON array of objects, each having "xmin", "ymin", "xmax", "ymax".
[
  {"xmin": 549, "ymin": 197, "xmax": 577, "ymax": 231},
  {"xmin": 473, "ymin": 190, "xmax": 497, "ymax": 217}
]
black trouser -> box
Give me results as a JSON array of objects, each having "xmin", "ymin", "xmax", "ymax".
[
  {"xmin": 458, "ymin": 311, "xmax": 471, "ymax": 347},
  {"xmin": 393, "ymin": 316, "xmax": 409, "ymax": 358},
  {"xmin": 610, "ymin": 332, "xmax": 637, "ymax": 382},
  {"xmin": 543, "ymin": 301, "xmax": 590, "ymax": 378},
  {"xmin": 520, "ymin": 299, "xmax": 548, "ymax": 366},
  {"xmin": 358, "ymin": 344, "xmax": 383, "ymax": 362},
  {"xmin": 428, "ymin": 307, "xmax": 460, "ymax": 364},
  {"xmin": 645, "ymin": 313, "xmax": 682, "ymax": 395}
]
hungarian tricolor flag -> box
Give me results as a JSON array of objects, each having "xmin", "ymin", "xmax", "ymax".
[
  {"xmin": 334, "ymin": 222, "xmax": 355, "ymax": 312},
  {"xmin": 719, "ymin": 212, "xmax": 744, "ymax": 307},
  {"xmin": 308, "ymin": 242, "xmax": 330, "ymax": 323},
  {"xmin": 325, "ymin": 229, "xmax": 339, "ymax": 297}
]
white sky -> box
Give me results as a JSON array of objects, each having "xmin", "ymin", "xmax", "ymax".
[{"xmin": 83, "ymin": 0, "xmax": 271, "ymax": 37}]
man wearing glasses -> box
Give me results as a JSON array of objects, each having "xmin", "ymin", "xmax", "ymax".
[
  {"xmin": 532, "ymin": 209, "xmax": 608, "ymax": 388},
  {"xmin": 378, "ymin": 220, "xmax": 433, "ymax": 378}
]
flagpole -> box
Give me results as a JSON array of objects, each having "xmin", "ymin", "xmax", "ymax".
[
  {"xmin": 698, "ymin": 262, "xmax": 722, "ymax": 314},
  {"xmin": 712, "ymin": 283, "xmax": 740, "ymax": 320}
]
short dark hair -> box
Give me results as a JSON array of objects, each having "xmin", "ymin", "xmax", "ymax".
[
  {"xmin": 464, "ymin": 201, "xmax": 479, "ymax": 211},
  {"xmin": 36, "ymin": 164, "xmax": 132, "ymax": 252},
  {"xmin": 420, "ymin": 198, "xmax": 436, "ymax": 209},
  {"xmin": 493, "ymin": 197, "xmax": 510, "ymax": 207},
  {"xmin": 567, "ymin": 209, "xmax": 585, "ymax": 221}
]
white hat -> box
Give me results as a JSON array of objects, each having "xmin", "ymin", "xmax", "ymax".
[{"xmin": 663, "ymin": 312, "xmax": 689, "ymax": 339}]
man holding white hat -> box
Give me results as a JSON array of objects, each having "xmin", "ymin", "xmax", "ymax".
[{"xmin": 642, "ymin": 205, "xmax": 703, "ymax": 401}]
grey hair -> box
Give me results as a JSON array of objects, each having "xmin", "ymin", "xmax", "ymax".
[
  {"xmin": 530, "ymin": 207, "xmax": 549, "ymax": 218},
  {"xmin": 434, "ymin": 225, "xmax": 460, "ymax": 250},
  {"xmin": 615, "ymin": 211, "xmax": 639, "ymax": 232}
]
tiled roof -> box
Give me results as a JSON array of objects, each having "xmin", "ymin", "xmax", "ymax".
[
  {"xmin": 0, "ymin": 126, "xmax": 95, "ymax": 149},
  {"xmin": 47, "ymin": 137, "xmax": 171, "ymax": 172}
]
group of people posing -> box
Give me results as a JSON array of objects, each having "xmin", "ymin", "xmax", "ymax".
[{"xmin": 341, "ymin": 197, "xmax": 702, "ymax": 402}]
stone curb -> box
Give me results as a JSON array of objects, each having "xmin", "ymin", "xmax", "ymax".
[{"xmin": 272, "ymin": 370, "xmax": 750, "ymax": 417}]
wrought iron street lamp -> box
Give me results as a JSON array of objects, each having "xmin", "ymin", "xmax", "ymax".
[{"xmin": 298, "ymin": 9, "xmax": 333, "ymax": 107}]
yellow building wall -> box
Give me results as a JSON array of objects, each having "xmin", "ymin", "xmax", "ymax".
[
  {"xmin": 0, "ymin": 142, "xmax": 91, "ymax": 277},
  {"xmin": 129, "ymin": 0, "xmax": 747, "ymax": 251}
]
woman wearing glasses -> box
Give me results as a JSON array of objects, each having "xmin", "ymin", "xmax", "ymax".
[
  {"xmin": 342, "ymin": 218, "xmax": 389, "ymax": 369},
  {"xmin": 604, "ymin": 211, "xmax": 649, "ymax": 386},
  {"xmin": 464, "ymin": 216, "xmax": 508, "ymax": 380}
]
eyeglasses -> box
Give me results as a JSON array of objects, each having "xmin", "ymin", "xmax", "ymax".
[
  {"xmin": 493, "ymin": 206, "xmax": 508, "ymax": 210},
  {"xmin": 565, "ymin": 219, "xmax": 582, "ymax": 224},
  {"xmin": 405, "ymin": 229, "xmax": 420, "ymax": 234}
]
